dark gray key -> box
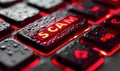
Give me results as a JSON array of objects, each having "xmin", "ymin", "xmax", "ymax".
[
  {"xmin": 0, "ymin": 0, "xmax": 21, "ymax": 8},
  {"xmin": 84, "ymin": 25, "xmax": 120, "ymax": 52},
  {"xmin": 68, "ymin": 1, "xmax": 109, "ymax": 21},
  {"xmin": 0, "ymin": 21, "xmax": 12, "ymax": 39},
  {"xmin": 0, "ymin": 3, "xmax": 40, "ymax": 27},
  {"xmin": 0, "ymin": 39, "xmax": 34, "ymax": 71},
  {"xmin": 56, "ymin": 40, "xmax": 102, "ymax": 71},
  {"xmin": 28, "ymin": 0, "xmax": 65, "ymax": 12}
]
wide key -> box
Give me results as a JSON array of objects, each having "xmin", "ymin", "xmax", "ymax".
[{"xmin": 17, "ymin": 10, "xmax": 88, "ymax": 53}]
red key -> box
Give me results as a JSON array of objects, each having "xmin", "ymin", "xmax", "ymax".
[
  {"xmin": 18, "ymin": 11, "xmax": 88, "ymax": 53},
  {"xmin": 36, "ymin": 16, "xmax": 79, "ymax": 41}
]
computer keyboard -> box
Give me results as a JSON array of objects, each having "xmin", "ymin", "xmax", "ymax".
[{"xmin": 0, "ymin": 0, "xmax": 119, "ymax": 71}]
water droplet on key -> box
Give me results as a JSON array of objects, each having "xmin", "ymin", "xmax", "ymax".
[
  {"xmin": 13, "ymin": 44, "xmax": 18, "ymax": 48},
  {"xmin": 0, "ymin": 45, "xmax": 6, "ymax": 50},
  {"xmin": 8, "ymin": 51, "xmax": 13, "ymax": 56}
]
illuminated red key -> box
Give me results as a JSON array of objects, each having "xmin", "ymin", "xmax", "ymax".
[
  {"xmin": 36, "ymin": 16, "xmax": 79, "ymax": 41},
  {"xmin": 18, "ymin": 11, "xmax": 88, "ymax": 53}
]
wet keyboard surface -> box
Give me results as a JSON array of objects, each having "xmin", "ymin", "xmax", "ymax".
[{"xmin": 0, "ymin": 0, "xmax": 119, "ymax": 71}]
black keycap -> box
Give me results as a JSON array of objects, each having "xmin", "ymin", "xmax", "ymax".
[
  {"xmin": 28, "ymin": 0, "xmax": 65, "ymax": 13},
  {"xmin": 84, "ymin": 25, "xmax": 120, "ymax": 52},
  {"xmin": 0, "ymin": 3, "xmax": 40, "ymax": 27},
  {"xmin": 17, "ymin": 10, "xmax": 88, "ymax": 53},
  {"xmin": 0, "ymin": 39, "xmax": 34, "ymax": 71},
  {"xmin": 68, "ymin": 1, "xmax": 109, "ymax": 21},
  {"xmin": 56, "ymin": 40, "xmax": 101, "ymax": 71},
  {"xmin": 93, "ymin": 0, "xmax": 120, "ymax": 9},
  {"xmin": 105, "ymin": 14, "xmax": 120, "ymax": 30},
  {"xmin": 0, "ymin": 0, "xmax": 21, "ymax": 8},
  {"xmin": 30, "ymin": 61, "xmax": 62, "ymax": 71},
  {"xmin": 0, "ymin": 20, "xmax": 12, "ymax": 39}
]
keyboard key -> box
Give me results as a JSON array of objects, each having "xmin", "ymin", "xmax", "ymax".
[
  {"xmin": 17, "ymin": 10, "xmax": 88, "ymax": 53},
  {"xmin": 93, "ymin": 0, "xmax": 120, "ymax": 9},
  {"xmin": 0, "ymin": 39, "xmax": 34, "ymax": 71},
  {"xmin": 68, "ymin": 1, "xmax": 109, "ymax": 21},
  {"xmin": 30, "ymin": 61, "xmax": 62, "ymax": 71},
  {"xmin": 0, "ymin": 3, "xmax": 40, "ymax": 27},
  {"xmin": 28, "ymin": 0, "xmax": 65, "ymax": 13},
  {"xmin": 84, "ymin": 25, "xmax": 120, "ymax": 52},
  {"xmin": 56, "ymin": 40, "xmax": 102, "ymax": 71},
  {"xmin": 0, "ymin": 0, "xmax": 21, "ymax": 8},
  {"xmin": 0, "ymin": 20, "xmax": 12, "ymax": 39},
  {"xmin": 105, "ymin": 14, "xmax": 120, "ymax": 30}
]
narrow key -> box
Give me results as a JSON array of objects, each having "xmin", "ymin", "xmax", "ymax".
[
  {"xmin": 28, "ymin": 0, "xmax": 65, "ymax": 13},
  {"xmin": 68, "ymin": 1, "xmax": 109, "ymax": 21},
  {"xmin": 17, "ymin": 10, "xmax": 88, "ymax": 53},
  {"xmin": 30, "ymin": 61, "xmax": 62, "ymax": 71},
  {"xmin": 0, "ymin": 3, "xmax": 40, "ymax": 27},
  {"xmin": 0, "ymin": 39, "xmax": 34, "ymax": 71},
  {"xmin": 56, "ymin": 40, "xmax": 103, "ymax": 71},
  {"xmin": 105, "ymin": 14, "xmax": 120, "ymax": 30},
  {"xmin": 93, "ymin": 0, "xmax": 120, "ymax": 9},
  {"xmin": 0, "ymin": 0, "xmax": 21, "ymax": 8},
  {"xmin": 84, "ymin": 24, "xmax": 120, "ymax": 52},
  {"xmin": 0, "ymin": 20, "xmax": 12, "ymax": 40}
]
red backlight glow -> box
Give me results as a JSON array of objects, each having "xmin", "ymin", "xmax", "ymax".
[{"xmin": 100, "ymin": 33, "xmax": 115, "ymax": 42}]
